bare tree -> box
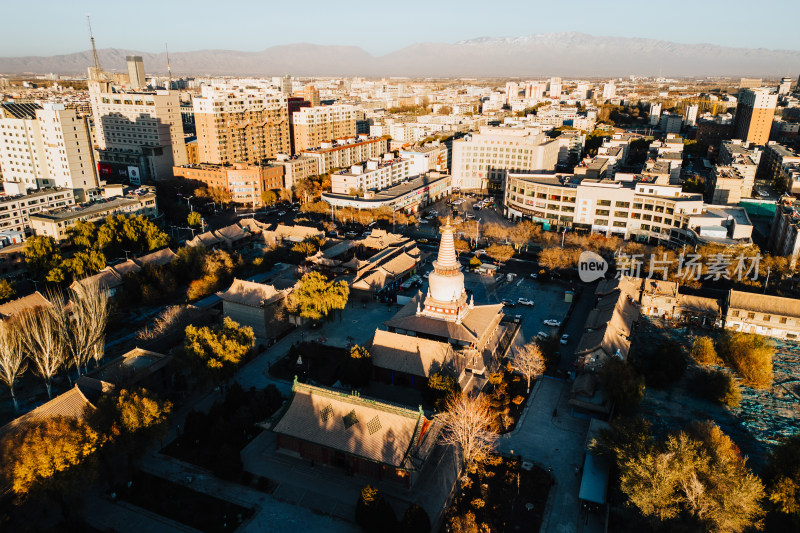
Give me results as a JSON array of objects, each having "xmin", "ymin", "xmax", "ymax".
[
  {"xmin": 18, "ymin": 307, "xmax": 66, "ymax": 399},
  {"xmin": 50, "ymin": 281, "xmax": 109, "ymax": 377},
  {"xmin": 0, "ymin": 319, "xmax": 27, "ymax": 411},
  {"xmin": 512, "ymin": 342, "xmax": 546, "ymax": 392},
  {"xmin": 437, "ymin": 393, "xmax": 498, "ymax": 468}
]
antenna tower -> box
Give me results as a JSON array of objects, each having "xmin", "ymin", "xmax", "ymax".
[{"xmin": 165, "ymin": 43, "xmax": 172, "ymax": 90}]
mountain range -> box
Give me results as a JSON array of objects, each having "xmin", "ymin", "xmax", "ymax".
[{"xmin": 1, "ymin": 33, "xmax": 798, "ymax": 78}]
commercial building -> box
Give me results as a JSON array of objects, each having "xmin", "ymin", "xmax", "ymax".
[
  {"xmin": 0, "ymin": 103, "xmax": 99, "ymax": 198},
  {"xmin": 732, "ymin": 88, "xmax": 778, "ymax": 145},
  {"xmin": 0, "ymin": 187, "xmax": 75, "ymax": 236},
  {"xmin": 126, "ymin": 56, "xmax": 146, "ymax": 90},
  {"xmin": 90, "ymin": 84, "xmax": 187, "ymax": 182},
  {"xmin": 301, "ymin": 135, "xmax": 388, "ymax": 175},
  {"xmin": 504, "ymin": 174, "xmax": 753, "ymax": 245},
  {"xmin": 193, "ymin": 84, "xmax": 290, "ymax": 166},
  {"xmin": 291, "ymin": 105, "xmax": 358, "ymax": 153},
  {"xmin": 173, "ymin": 163, "xmax": 283, "ymax": 205},
  {"xmin": 398, "ymin": 143, "xmax": 448, "ymax": 175},
  {"xmin": 29, "ymin": 189, "xmax": 158, "ymax": 241},
  {"xmin": 322, "ymin": 172, "xmax": 451, "ymax": 213},
  {"xmin": 451, "ymin": 126, "xmax": 559, "ymax": 194},
  {"xmin": 329, "ymin": 155, "xmax": 410, "ymax": 195}
]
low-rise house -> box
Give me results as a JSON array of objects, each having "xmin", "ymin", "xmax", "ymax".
[
  {"xmin": 0, "ymin": 291, "xmax": 50, "ymax": 320},
  {"xmin": 350, "ymin": 242, "xmax": 421, "ymax": 296},
  {"xmin": 724, "ymin": 290, "xmax": 800, "ymax": 340},
  {"xmin": 186, "ymin": 224, "xmax": 251, "ymax": 251},
  {"xmin": 674, "ymin": 294, "xmax": 723, "ymax": 326},
  {"xmin": 370, "ymin": 329, "xmax": 457, "ymax": 389},
  {"xmin": 639, "ymin": 279, "xmax": 679, "ymax": 318},
  {"xmin": 88, "ymin": 348, "xmax": 171, "ymax": 392},
  {"xmin": 271, "ymin": 381, "xmax": 439, "ymax": 487},
  {"xmin": 217, "ymin": 278, "xmax": 293, "ymax": 341}
]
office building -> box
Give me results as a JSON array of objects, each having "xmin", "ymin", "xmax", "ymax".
[
  {"xmin": 292, "ymin": 105, "xmax": 358, "ymax": 153},
  {"xmin": 126, "ymin": 56, "xmax": 146, "ymax": 90},
  {"xmin": 329, "ymin": 155, "xmax": 410, "ymax": 195},
  {"xmin": 193, "ymin": 84, "xmax": 289, "ymax": 166},
  {"xmin": 732, "ymin": 88, "xmax": 778, "ymax": 145},
  {"xmin": 173, "ymin": 163, "xmax": 284, "ymax": 205},
  {"xmin": 0, "ymin": 103, "xmax": 99, "ymax": 199},
  {"xmin": 450, "ymin": 126, "xmax": 559, "ymax": 194},
  {"xmin": 301, "ymin": 135, "xmax": 388, "ymax": 175},
  {"xmin": 90, "ymin": 85, "xmax": 188, "ymax": 182},
  {"xmin": 504, "ymin": 174, "xmax": 753, "ymax": 245}
]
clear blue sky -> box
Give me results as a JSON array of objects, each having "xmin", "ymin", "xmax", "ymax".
[{"xmin": 3, "ymin": 0, "xmax": 799, "ymax": 56}]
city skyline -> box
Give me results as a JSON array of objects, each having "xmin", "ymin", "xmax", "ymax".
[{"xmin": 2, "ymin": 0, "xmax": 800, "ymax": 57}]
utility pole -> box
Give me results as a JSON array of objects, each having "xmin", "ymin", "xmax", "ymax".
[{"xmin": 763, "ymin": 267, "xmax": 771, "ymax": 294}]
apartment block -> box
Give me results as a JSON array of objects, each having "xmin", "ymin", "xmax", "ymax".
[
  {"xmin": 555, "ymin": 131, "xmax": 586, "ymax": 166},
  {"xmin": 301, "ymin": 135, "xmax": 388, "ymax": 175},
  {"xmin": 0, "ymin": 103, "xmax": 98, "ymax": 199},
  {"xmin": 90, "ymin": 85, "xmax": 187, "ymax": 182},
  {"xmin": 0, "ymin": 187, "xmax": 75, "ymax": 236},
  {"xmin": 398, "ymin": 144, "xmax": 448, "ymax": 175},
  {"xmin": 759, "ymin": 142, "xmax": 800, "ymax": 190},
  {"xmin": 173, "ymin": 163, "xmax": 283, "ymax": 205},
  {"xmin": 292, "ymin": 105, "xmax": 358, "ymax": 153},
  {"xmin": 274, "ymin": 154, "xmax": 318, "ymax": 189},
  {"xmin": 732, "ymin": 88, "xmax": 778, "ymax": 145},
  {"xmin": 330, "ymin": 155, "xmax": 410, "ymax": 195},
  {"xmin": 29, "ymin": 190, "xmax": 158, "ymax": 242},
  {"xmin": 706, "ymin": 165, "xmax": 753, "ymax": 204},
  {"xmin": 451, "ymin": 126, "xmax": 559, "ymax": 194},
  {"xmin": 768, "ymin": 196, "xmax": 800, "ymax": 269},
  {"xmin": 193, "ymin": 84, "xmax": 290, "ymax": 166},
  {"xmin": 504, "ymin": 174, "xmax": 752, "ymax": 245}
]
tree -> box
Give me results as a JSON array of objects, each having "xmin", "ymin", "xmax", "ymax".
[
  {"xmin": 286, "ymin": 272, "xmax": 349, "ymax": 321},
  {"xmin": 765, "ymin": 434, "xmax": 800, "ymax": 525},
  {"xmin": 453, "ymin": 237, "xmax": 471, "ymax": 254},
  {"xmin": 691, "ymin": 368, "xmax": 741, "ymax": 408},
  {"xmin": 0, "ymin": 319, "xmax": 26, "ymax": 411},
  {"xmin": 1, "ymin": 416, "xmax": 103, "ymax": 498},
  {"xmin": 486, "ymin": 244, "xmax": 513, "ymax": 263},
  {"xmin": 187, "ymin": 211, "xmax": 202, "ymax": 228},
  {"xmin": 508, "ymin": 220, "xmax": 540, "ymax": 250},
  {"xmin": 0, "ymin": 279, "xmax": 15, "ymax": 303},
  {"xmin": 717, "ymin": 332, "xmax": 773, "ymax": 389},
  {"xmin": 60, "ymin": 280, "xmax": 109, "ymax": 373},
  {"xmin": 24, "ymin": 235, "xmax": 61, "ymax": 279},
  {"xmin": 425, "ymin": 371, "xmax": 461, "ymax": 411},
  {"xmin": 96, "ymin": 214, "xmax": 169, "ymax": 255},
  {"xmin": 602, "ymin": 358, "xmax": 645, "ymax": 414},
  {"xmin": 183, "ymin": 317, "xmax": 255, "ymax": 379},
  {"xmin": 437, "ymin": 393, "xmax": 498, "ymax": 467},
  {"xmin": 260, "ymin": 189, "xmax": 277, "ymax": 206},
  {"xmin": 115, "ymin": 388, "xmax": 172, "ymax": 450},
  {"xmin": 400, "ymin": 504, "xmax": 431, "ymax": 533},
  {"xmin": 278, "ymin": 188, "xmax": 292, "ymax": 202},
  {"xmin": 690, "ymin": 336, "xmax": 717, "ymax": 365},
  {"xmin": 538, "ymin": 247, "xmax": 567, "ymax": 270},
  {"xmin": 341, "ymin": 345, "xmax": 372, "ymax": 387},
  {"xmin": 512, "ymin": 342, "xmax": 546, "ymax": 392},
  {"xmin": 356, "ymin": 484, "xmax": 397, "ymax": 533},
  {"xmin": 66, "ymin": 220, "xmax": 97, "ymax": 250},
  {"xmin": 18, "ymin": 306, "xmax": 66, "ymax": 398}
]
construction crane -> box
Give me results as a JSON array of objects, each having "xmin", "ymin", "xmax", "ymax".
[{"xmin": 86, "ymin": 15, "xmax": 106, "ymax": 81}]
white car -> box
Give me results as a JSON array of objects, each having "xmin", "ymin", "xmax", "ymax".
[
  {"xmin": 543, "ymin": 319, "xmax": 562, "ymax": 327},
  {"xmin": 466, "ymin": 214, "xmax": 476, "ymax": 219},
  {"xmin": 474, "ymin": 249, "xmax": 487, "ymax": 256},
  {"xmin": 537, "ymin": 331, "xmax": 550, "ymax": 341},
  {"xmin": 560, "ymin": 334, "xmax": 569, "ymax": 345},
  {"xmin": 518, "ymin": 298, "xmax": 535, "ymax": 306}
]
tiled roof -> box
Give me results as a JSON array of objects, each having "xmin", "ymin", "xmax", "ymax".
[
  {"xmin": 728, "ymin": 290, "xmax": 800, "ymax": 318},
  {"xmin": 0, "ymin": 291, "xmax": 50, "ymax": 319},
  {"xmin": 676, "ymin": 294, "xmax": 721, "ymax": 315},
  {"xmin": 135, "ymin": 248, "xmax": 177, "ymax": 267},
  {"xmin": 217, "ymin": 278, "xmax": 288, "ymax": 307},
  {"xmin": 272, "ymin": 382, "xmax": 435, "ymax": 469},
  {"xmin": 111, "ymin": 259, "xmax": 142, "ymax": 277},
  {"xmin": 370, "ymin": 330, "xmax": 454, "ymax": 377}
]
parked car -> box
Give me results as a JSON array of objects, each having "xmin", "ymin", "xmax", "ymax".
[
  {"xmin": 530, "ymin": 272, "xmax": 538, "ymax": 279},
  {"xmin": 537, "ymin": 331, "xmax": 550, "ymax": 341},
  {"xmin": 474, "ymin": 249, "xmax": 487, "ymax": 256},
  {"xmin": 277, "ymin": 211, "xmax": 286, "ymax": 216},
  {"xmin": 501, "ymin": 299, "xmax": 516, "ymax": 307},
  {"xmin": 518, "ymin": 297, "xmax": 535, "ymax": 306},
  {"xmin": 543, "ymin": 319, "xmax": 562, "ymax": 327},
  {"xmin": 417, "ymin": 238, "xmax": 429, "ymax": 243},
  {"xmin": 345, "ymin": 231, "xmax": 358, "ymax": 238},
  {"xmin": 560, "ymin": 334, "xmax": 570, "ymax": 345},
  {"xmin": 466, "ymin": 214, "xmax": 476, "ymax": 219}
]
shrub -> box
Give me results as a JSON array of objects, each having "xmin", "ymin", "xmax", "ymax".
[
  {"xmin": 690, "ymin": 336, "xmax": 717, "ymax": 365},
  {"xmin": 690, "ymin": 368, "xmax": 741, "ymax": 408},
  {"xmin": 400, "ymin": 504, "xmax": 430, "ymax": 533},
  {"xmin": 356, "ymin": 485, "xmax": 397, "ymax": 533},
  {"xmin": 424, "ymin": 371, "xmax": 461, "ymax": 411},
  {"xmin": 717, "ymin": 332, "xmax": 774, "ymax": 389}
]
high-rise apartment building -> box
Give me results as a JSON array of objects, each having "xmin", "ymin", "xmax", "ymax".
[
  {"xmin": 778, "ymin": 77, "xmax": 793, "ymax": 96},
  {"xmin": 732, "ymin": 88, "xmax": 778, "ymax": 145},
  {"xmin": 649, "ymin": 103, "xmax": 662, "ymax": 126},
  {"xmin": 126, "ymin": 56, "xmax": 146, "ymax": 90},
  {"xmin": 525, "ymin": 82, "xmax": 545, "ymax": 100},
  {"xmin": 193, "ymin": 84, "xmax": 290, "ymax": 166},
  {"xmin": 548, "ymin": 77, "xmax": 562, "ymax": 100},
  {"xmin": 451, "ymin": 126, "xmax": 559, "ymax": 193},
  {"xmin": 291, "ymin": 105, "xmax": 357, "ymax": 153},
  {"xmin": 684, "ymin": 104, "xmax": 698, "ymax": 127},
  {"xmin": 90, "ymin": 84, "xmax": 187, "ymax": 182},
  {"xmin": 0, "ymin": 103, "xmax": 98, "ymax": 199},
  {"xmin": 602, "ymin": 81, "xmax": 616, "ymax": 100},
  {"xmin": 303, "ymin": 85, "xmax": 320, "ymax": 107}
]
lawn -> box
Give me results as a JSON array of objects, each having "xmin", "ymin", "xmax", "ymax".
[
  {"xmin": 117, "ymin": 470, "xmax": 254, "ymax": 533},
  {"xmin": 441, "ymin": 455, "xmax": 551, "ymax": 532}
]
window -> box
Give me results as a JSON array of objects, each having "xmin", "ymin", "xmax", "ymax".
[
  {"xmin": 747, "ymin": 312, "xmax": 755, "ymax": 319},
  {"xmin": 780, "ymin": 317, "xmax": 788, "ymax": 324},
  {"xmin": 597, "ymin": 200, "xmax": 611, "ymax": 206},
  {"xmin": 615, "ymin": 201, "xmax": 630, "ymax": 208},
  {"xmin": 763, "ymin": 315, "xmax": 771, "ymax": 322},
  {"xmin": 614, "ymin": 211, "xmax": 627, "ymax": 218}
]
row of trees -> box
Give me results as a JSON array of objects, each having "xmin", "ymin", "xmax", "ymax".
[{"xmin": 0, "ymin": 281, "xmax": 108, "ymax": 406}]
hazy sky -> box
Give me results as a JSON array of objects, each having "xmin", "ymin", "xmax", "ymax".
[{"xmin": 3, "ymin": 0, "xmax": 799, "ymax": 56}]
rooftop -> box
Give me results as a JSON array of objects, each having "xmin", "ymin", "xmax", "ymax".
[{"xmin": 29, "ymin": 192, "xmax": 155, "ymax": 222}]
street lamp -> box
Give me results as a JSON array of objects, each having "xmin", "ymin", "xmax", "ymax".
[{"xmin": 184, "ymin": 196, "xmax": 194, "ymax": 212}]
